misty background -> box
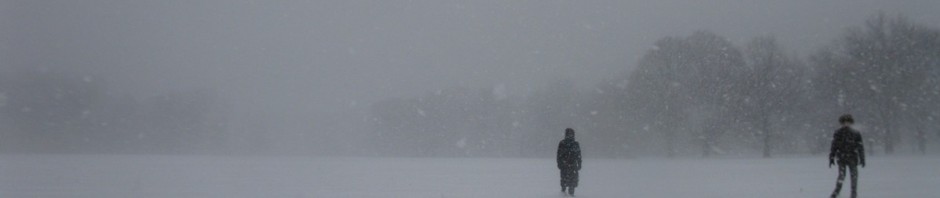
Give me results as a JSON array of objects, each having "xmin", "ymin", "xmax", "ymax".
[{"xmin": 1, "ymin": 0, "xmax": 938, "ymax": 157}]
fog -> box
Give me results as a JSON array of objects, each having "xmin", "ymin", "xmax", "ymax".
[{"xmin": 1, "ymin": 0, "xmax": 938, "ymax": 157}]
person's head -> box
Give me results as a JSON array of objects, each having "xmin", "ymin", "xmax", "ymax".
[
  {"xmin": 565, "ymin": 128, "xmax": 575, "ymax": 139},
  {"xmin": 839, "ymin": 114, "xmax": 854, "ymax": 126}
]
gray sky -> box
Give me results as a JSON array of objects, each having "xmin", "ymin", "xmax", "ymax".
[{"xmin": 2, "ymin": 0, "xmax": 939, "ymax": 143}]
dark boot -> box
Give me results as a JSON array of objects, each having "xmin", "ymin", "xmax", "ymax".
[
  {"xmin": 568, "ymin": 187, "xmax": 575, "ymax": 196},
  {"xmin": 561, "ymin": 186, "xmax": 566, "ymax": 193}
]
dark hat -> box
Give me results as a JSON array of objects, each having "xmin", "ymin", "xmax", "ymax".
[
  {"xmin": 839, "ymin": 114, "xmax": 854, "ymax": 124},
  {"xmin": 565, "ymin": 128, "xmax": 575, "ymax": 138}
]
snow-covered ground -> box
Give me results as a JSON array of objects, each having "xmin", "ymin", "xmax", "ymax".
[{"xmin": 1, "ymin": 155, "xmax": 937, "ymax": 198}]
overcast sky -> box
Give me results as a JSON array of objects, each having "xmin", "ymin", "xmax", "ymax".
[{"xmin": 2, "ymin": 0, "xmax": 938, "ymax": 138}]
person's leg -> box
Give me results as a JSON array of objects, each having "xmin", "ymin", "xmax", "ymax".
[
  {"xmin": 568, "ymin": 170, "xmax": 579, "ymax": 196},
  {"xmin": 849, "ymin": 164, "xmax": 859, "ymax": 198},
  {"xmin": 560, "ymin": 169, "xmax": 567, "ymax": 192},
  {"xmin": 831, "ymin": 162, "xmax": 846, "ymax": 198}
]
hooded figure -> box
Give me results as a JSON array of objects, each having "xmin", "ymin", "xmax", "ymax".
[
  {"xmin": 557, "ymin": 128, "xmax": 582, "ymax": 196},
  {"xmin": 829, "ymin": 114, "xmax": 865, "ymax": 198}
]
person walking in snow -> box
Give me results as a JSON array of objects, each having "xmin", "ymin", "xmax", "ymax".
[
  {"xmin": 829, "ymin": 114, "xmax": 865, "ymax": 198},
  {"xmin": 557, "ymin": 128, "xmax": 582, "ymax": 196}
]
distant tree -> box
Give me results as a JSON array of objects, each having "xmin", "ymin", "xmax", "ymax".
[
  {"xmin": 585, "ymin": 78, "xmax": 635, "ymax": 157},
  {"xmin": 901, "ymin": 22, "xmax": 940, "ymax": 154},
  {"xmin": 626, "ymin": 37, "xmax": 693, "ymax": 157},
  {"xmin": 142, "ymin": 89, "xmax": 225, "ymax": 154},
  {"xmin": 683, "ymin": 31, "xmax": 748, "ymax": 157},
  {"xmin": 740, "ymin": 36, "xmax": 808, "ymax": 158},
  {"xmin": 0, "ymin": 67, "xmax": 103, "ymax": 153},
  {"xmin": 625, "ymin": 31, "xmax": 746, "ymax": 157},
  {"xmin": 813, "ymin": 13, "xmax": 940, "ymax": 154},
  {"xmin": 370, "ymin": 97, "xmax": 420, "ymax": 156},
  {"xmin": 525, "ymin": 78, "xmax": 586, "ymax": 157},
  {"xmin": 370, "ymin": 86, "xmax": 525, "ymax": 157}
]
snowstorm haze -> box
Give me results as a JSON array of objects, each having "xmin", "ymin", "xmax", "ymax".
[{"xmin": 1, "ymin": 0, "xmax": 939, "ymax": 156}]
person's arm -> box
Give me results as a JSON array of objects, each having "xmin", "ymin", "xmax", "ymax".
[
  {"xmin": 857, "ymin": 132, "xmax": 865, "ymax": 167},
  {"xmin": 574, "ymin": 142, "xmax": 582, "ymax": 171},
  {"xmin": 829, "ymin": 131, "xmax": 839, "ymax": 167},
  {"xmin": 557, "ymin": 142, "xmax": 564, "ymax": 169}
]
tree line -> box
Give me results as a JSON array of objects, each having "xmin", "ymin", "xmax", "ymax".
[
  {"xmin": 0, "ymin": 66, "xmax": 237, "ymax": 154},
  {"xmin": 369, "ymin": 13, "xmax": 940, "ymax": 158}
]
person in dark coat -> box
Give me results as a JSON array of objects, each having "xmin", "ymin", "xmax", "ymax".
[
  {"xmin": 557, "ymin": 128, "xmax": 582, "ymax": 196},
  {"xmin": 829, "ymin": 114, "xmax": 865, "ymax": 198}
]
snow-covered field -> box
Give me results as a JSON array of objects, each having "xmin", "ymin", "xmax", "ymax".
[{"xmin": 1, "ymin": 155, "xmax": 937, "ymax": 198}]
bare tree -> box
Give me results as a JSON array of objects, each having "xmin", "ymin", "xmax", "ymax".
[
  {"xmin": 808, "ymin": 13, "xmax": 940, "ymax": 154},
  {"xmin": 625, "ymin": 31, "xmax": 745, "ymax": 157},
  {"xmin": 741, "ymin": 36, "xmax": 808, "ymax": 158},
  {"xmin": 627, "ymin": 37, "xmax": 694, "ymax": 157},
  {"xmin": 684, "ymin": 31, "xmax": 747, "ymax": 157}
]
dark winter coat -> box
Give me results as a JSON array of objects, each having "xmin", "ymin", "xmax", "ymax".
[
  {"xmin": 829, "ymin": 126, "xmax": 865, "ymax": 165},
  {"xmin": 557, "ymin": 137, "xmax": 582, "ymax": 170}
]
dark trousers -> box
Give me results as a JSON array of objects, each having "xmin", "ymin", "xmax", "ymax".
[
  {"xmin": 560, "ymin": 168, "xmax": 579, "ymax": 188},
  {"xmin": 831, "ymin": 161, "xmax": 858, "ymax": 198}
]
